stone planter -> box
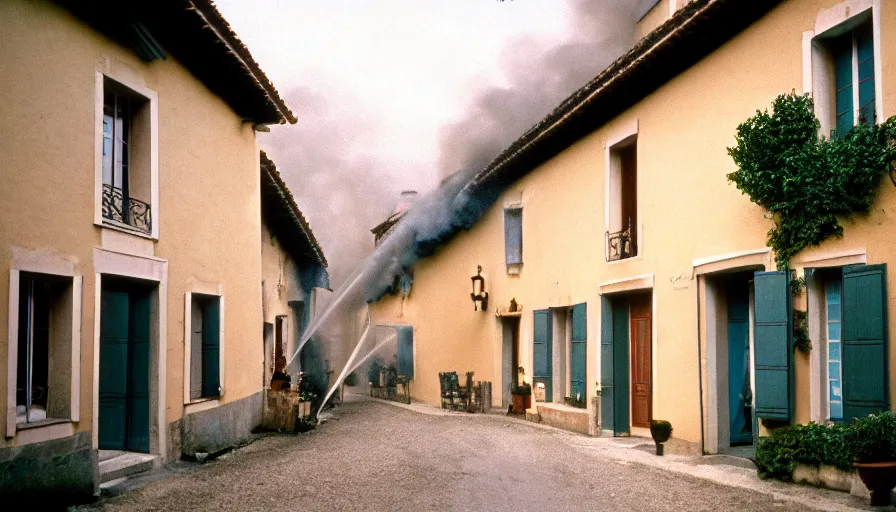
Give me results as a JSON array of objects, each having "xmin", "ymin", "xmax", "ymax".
[
  {"xmin": 854, "ymin": 461, "xmax": 896, "ymax": 506},
  {"xmin": 588, "ymin": 396, "xmax": 602, "ymax": 436},
  {"xmin": 511, "ymin": 394, "xmax": 531, "ymax": 414}
]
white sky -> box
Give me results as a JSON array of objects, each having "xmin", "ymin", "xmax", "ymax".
[{"xmin": 216, "ymin": 0, "xmax": 573, "ymax": 193}]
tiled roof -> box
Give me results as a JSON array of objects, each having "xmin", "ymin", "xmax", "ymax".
[
  {"xmin": 57, "ymin": 0, "xmax": 296, "ymax": 125},
  {"xmin": 260, "ymin": 152, "xmax": 328, "ymax": 268}
]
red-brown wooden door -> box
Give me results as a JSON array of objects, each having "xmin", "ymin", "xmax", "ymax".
[{"xmin": 630, "ymin": 294, "xmax": 652, "ymax": 428}]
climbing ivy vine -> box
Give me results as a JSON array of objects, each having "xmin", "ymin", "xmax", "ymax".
[{"xmin": 727, "ymin": 93, "xmax": 896, "ymax": 269}]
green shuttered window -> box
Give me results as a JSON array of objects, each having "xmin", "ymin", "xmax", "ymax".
[
  {"xmin": 753, "ymin": 271, "xmax": 792, "ymax": 420},
  {"xmin": 841, "ymin": 264, "xmax": 889, "ymax": 420},
  {"xmin": 533, "ymin": 309, "xmax": 552, "ymax": 401},
  {"xmin": 201, "ymin": 297, "xmax": 221, "ymax": 398},
  {"xmin": 832, "ymin": 22, "xmax": 876, "ymax": 138},
  {"xmin": 397, "ymin": 326, "xmax": 414, "ymax": 380},
  {"xmin": 570, "ymin": 303, "xmax": 587, "ymax": 404}
]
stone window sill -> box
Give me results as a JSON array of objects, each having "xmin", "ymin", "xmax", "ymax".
[{"xmin": 16, "ymin": 418, "xmax": 72, "ymax": 431}]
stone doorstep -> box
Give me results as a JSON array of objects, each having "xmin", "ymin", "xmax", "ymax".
[{"xmin": 98, "ymin": 452, "xmax": 158, "ymax": 483}]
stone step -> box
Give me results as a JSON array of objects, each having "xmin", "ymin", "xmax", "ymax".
[{"xmin": 98, "ymin": 452, "xmax": 157, "ymax": 483}]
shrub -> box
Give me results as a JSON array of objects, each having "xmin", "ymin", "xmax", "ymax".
[
  {"xmin": 755, "ymin": 422, "xmax": 852, "ymax": 480},
  {"xmin": 846, "ymin": 411, "xmax": 896, "ymax": 463},
  {"xmin": 511, "ymin": 382, "xmax": 531, "ymax": 396},
  {"xmin": 650, "ymin": 420, "xmax": 673, "ymax": 444}
]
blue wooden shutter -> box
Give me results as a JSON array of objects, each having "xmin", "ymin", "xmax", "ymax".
[
  {"xmin": 753, "ymin": 271, "xmax": 792, "ymax": 420},
  {"xmin": 570, "ymin": 303, "xmax": 587, "ymax": 401},
  {"xmin": 504, "ymin": 208, "xmax": 523, "ymax": 265},
  {"xmin": 842, "ymin": 264, "xmax": 888, "ymax": 421},
  {"xmin": 856, "ymin": 26, "xmax": 876, "ymax": 126},
  {"xmin": 201, "ymin": 298, "xmax": 221, "ymax": 397},
  {"xmin": 600, "ymin": 297, "xmax": 615, "ymax": 430},
  {"xmin": 397, "ymin": 326, "xmax": 414, "ymax": 379},
  {"xmin": 833, "ymin": 35, "xmax": 854, "ymax": 138},
  {"xmin": 533, "ymin": 309, "xmax": 552, "ymax": 401}
]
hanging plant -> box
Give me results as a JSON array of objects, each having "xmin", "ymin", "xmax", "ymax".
[
  {"xmin": 789, "ymin": 275, "xmax": 811, "ymax": 353},
  {"xmin": 727, "ymin": 92, "xmax": 896, "ymax": 269}
]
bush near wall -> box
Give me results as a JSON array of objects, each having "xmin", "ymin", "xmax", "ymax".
[{"xmin": 755, "ymin": 422, "xmax": 853, "ymax": 481}]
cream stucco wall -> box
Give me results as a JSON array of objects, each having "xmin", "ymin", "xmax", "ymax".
[
  {"xmin": 372, "ymin": 0, "xmax": 896, "ymax": 446},
  {"xmin": 0, "ymin": 0, "xmax": 264, "ymax": 454}
]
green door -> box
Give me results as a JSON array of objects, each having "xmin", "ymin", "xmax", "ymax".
[
  {"xmin": 612, "ymin": 299, "xmax": 630, "ymax": 435},
  {"xmin": 99, "ymin": 291, "xmax": 130, "ymax": 450},
  {"xmin": 201, "ymin": 298, "xmax": 221, "ymax": 398},
  {"xmin": 727, "ymin": 282, "xmax": 752, "ymax": 444},
  {"xmin": 127, "ymin": 291, "xmax": 151, "ymax": 453},
  {"xmin": 533, "ymin": 310, "xmax": 552, "ymax": 401},
  {"xmin": 397, "ymin": 326, "xmax": 414, "ymax": 380},
  {"xmin": 842, "ymin": 264, "xmax": 889, "ymax": 421}
]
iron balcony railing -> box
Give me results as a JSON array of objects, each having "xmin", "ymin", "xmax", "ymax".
[
  {"xmin": 102, "ymin": 184, "xmax": 152, "ymax": 234},
  {"xmin": 606, "ymin": 218, "xmax": 635, "ymax": 262}
]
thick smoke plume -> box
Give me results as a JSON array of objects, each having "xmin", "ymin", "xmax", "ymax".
[{"xmin": 438, "ymin": 0, "xmax": 638, "ymax": 177}]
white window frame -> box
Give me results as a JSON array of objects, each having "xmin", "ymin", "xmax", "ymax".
[
  {"xmin": 802, "ymin": 0, "xmax": 883, "ymax": 137},
  {"xmin": 94, "ymin": 68, "xmax": 159, "ymax": 240},
  {"xmin": 183, "ymin": 289, "xmax": 225, "ymax": 407},
  {"xmin": 6, "ymin": 267, "xmax": 82, "ymax": 439}
]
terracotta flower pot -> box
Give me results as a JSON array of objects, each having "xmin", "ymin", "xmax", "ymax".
[
  {"xmin": 511, "ymin": 394, "xmax": 531, "ymax": 414},
  {"xmin": 854, "ymin": 461, "xmax": 896, "ymax": 507}
]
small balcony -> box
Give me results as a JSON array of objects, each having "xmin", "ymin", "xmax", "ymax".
[
  {"xmin": 102, "ymin": 184, "xmax": 152, "ymax": 234},
  {"xmin": 606, "ymin": 221, "xmax": 636, "ymax": 262}
]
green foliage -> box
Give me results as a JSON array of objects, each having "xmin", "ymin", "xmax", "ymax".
[
  {"xmin": 650, "ymin": 420, "xmax": 673, "ymax": 444},
  {"xmin": 727, "ymin": 93, "xmax": 896, "ymax": 268},
  {"xmin": 846, "ymin": 411, "xmax": 896, "ymax": 463},
  {"xmin": 564, "ymin": 396, "xmax": 587, "ymax": 409},
  {"xmin": 755, "ymin": 422, "xmax": 853, "ymax": 480},
  {"xmin": 793, "ymin": 309, "xmax": 811, "ymax": 353},
  {"xmin": 511, "ymin": 382, "xmax": 531, "ymax": 396}
]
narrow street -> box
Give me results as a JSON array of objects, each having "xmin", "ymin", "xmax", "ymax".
[{"xmin": 80, "ymin": 398, "xmax": 875, "ymax": 512}]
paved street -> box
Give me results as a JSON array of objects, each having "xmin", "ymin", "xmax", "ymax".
[{"xmin": 81, "ymin": 398, "xmax": 876, "ymax": 512}]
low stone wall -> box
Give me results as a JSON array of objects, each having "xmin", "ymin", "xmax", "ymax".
[
  {"xmin": 181, "ymin": 391, "xmax": 262, "ymax": 457},
  {"xmin": 536, "ymin": 403, "xmax": 590, "ymax": 435},
  {"xmin": 0, "ymin": 430, "xmax": 94, "ymax": 503},
  {"xmin": 792, "ymin": 464, "xmax": 870, "ymax": 499}
]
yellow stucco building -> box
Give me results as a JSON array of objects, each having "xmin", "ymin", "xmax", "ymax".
[
  {"xmin": 0, "ymin": 0, "xmax": 326, "ymax": 501},
  {"xmin": 371, "ymin": 0, "xmax": 896, "ymax": 455}
]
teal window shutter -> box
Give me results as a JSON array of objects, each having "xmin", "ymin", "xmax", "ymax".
[
  {"xmin": 600, "ymin": 297, "xmax": 614, "ymax": 430},
  {"xmin": 753, "ymin": 271, "xmax": 792, "ymax": 420},
  {"xmin": 856, "ymin": 25, "xmax": 876, "ymax": 126},
  {"xmin": 504, "ymin": 208, "xmax": 523, "ymax": 265},
  {"xmin": 533, "ymin": 309, "xmax": 552, "ymax": 401},
  {"xmin": 570, "ymin": 303, "xmax": 587, "ymax": 401},
  {"xmin": 397, "ymin": 326, "xmax": 414, "ymax": 379},
  {"xmin": 201, "ymin": 298, "xmax": 221, "ymax": 397},
  {"xmin": 833, "ymin": 35, "xmax": 854, "ymax": 138},
  {"xmin": 842, "ymin": 264, "xmax": 888, "ymax": 421}
]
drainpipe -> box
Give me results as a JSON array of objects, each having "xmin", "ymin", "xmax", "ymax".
[{"xmin": 696, "ymin": 275, "xmax": 705, "ymax": 456}]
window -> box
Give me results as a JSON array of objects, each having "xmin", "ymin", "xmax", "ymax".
[
  {"xmin": 96, "ymin": 73, "xmax": 157, "ymax": 238},
  {"xmin": 187, "ymin": 294, "xmax": 222, "ymax": 400},
  {"xmin": 15, "ymin": 273, "xmax": 76, "ymax": 426},
  {"xmin": 825, "ymin": 279, "xmax": 843, "ymax": 420},
  {"xmin": 397, "ymin": 326, "xmax": 414, "ymax": 380},
  {"xmin": 607, "ymin": 137, "xmax": 637, "ymax": 261},
  {"xmin": 807, "ymin": 5, "xmax": 878, "ymax": 139},
  {"xmin": 504, "ymin": 208, "xmax": 523, "ymax": 274}
]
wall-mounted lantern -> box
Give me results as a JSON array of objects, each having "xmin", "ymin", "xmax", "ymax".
[{"xmin": 470, "ymin": 265, "xmax": 488, "ymax": 311}]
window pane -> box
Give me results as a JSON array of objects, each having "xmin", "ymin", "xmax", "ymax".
[
  {"xmin": 504, "ymin": 208, "xmax": 522, "ymax": 265},
  {"xmin": 830, "ymin": 379, "xmax": 842, "ymax": 401},
  {"xmin": 827, "ymin": 322, "xmax": 841, "ymax": 341},
  {"xmin": 828, "ymin": 340, "xmax": 840, "ymax": 361},
  {"xmin": 828, "ymin": 362, "xmax": 841, "ymax": 381},
  {"xmin": 830, "ymin": 400, "xmax": 843, "ymax": 420}
]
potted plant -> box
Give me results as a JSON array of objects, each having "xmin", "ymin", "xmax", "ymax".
[
  {"xmin": 650, "ymin": 420, "xmax": 673, "ymax": 456},
  {"xmin": 510, "ymin": 382, "xmax": 531, "ymax": 414},
  {"xmin": 846, "ymin": 412, "xmax": 896, "ymax": 506}
]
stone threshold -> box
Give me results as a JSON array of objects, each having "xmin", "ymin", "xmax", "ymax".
[{"xmin": 98, "ymin": 451, "xmax": 158, "ymax": 484}]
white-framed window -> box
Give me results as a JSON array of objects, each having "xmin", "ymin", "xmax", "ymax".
[
  {"xmin": 95, "ymin": 71, "xmax": 159, "ymax": 239},
  {"xmin": 825, "ymin": 279, "xmax": 843, "ymax": 421},
  {"xmin": 606, "ymin": 134, "xmax": 638, "ymax": 262},
  {"xmin": 804, "ymin": 0, "xmax": 882, "ymax": 139},
  {"xmin": 183, "ymin": 292, "xmax": 224, "ymax": 403},
  {"xmin": 6, "ymin": 270, "xmax": 82, "ymax": 435}
]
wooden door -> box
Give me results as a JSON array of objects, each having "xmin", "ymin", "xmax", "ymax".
[
  {"xmin": 99, "ymin": 291, "xmax": 130, "ymax": 450},
  {"xmin": 630, "ymin": 294, "xmax": 652, "ymax": 428}
]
